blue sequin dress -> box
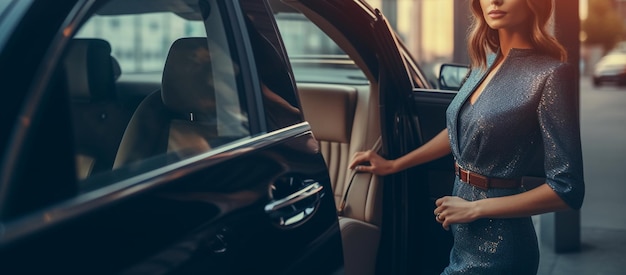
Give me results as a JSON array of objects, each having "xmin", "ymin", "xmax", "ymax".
[{"xmin": 441, "ymin": 49, "xmax": 585, "ymax": 274}]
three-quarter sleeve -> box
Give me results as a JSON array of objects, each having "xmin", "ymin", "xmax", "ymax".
[{"xmin": 537, "ymin": 63, "xmax": 585, "ymax": 209}]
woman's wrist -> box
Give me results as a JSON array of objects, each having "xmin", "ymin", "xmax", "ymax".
[
  {"xmin": 386, "ymin": 159, "xmax": 398, "ymax": 175},
  {"xmin": 471, "ymin": 200, "xmax": 484, "ymax": 220}
]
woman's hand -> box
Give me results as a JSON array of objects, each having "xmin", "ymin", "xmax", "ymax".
[
  {"xmin": 349, "ymin": 150, "xmax": 395, "ymax": 176},
  {"xmin": 433, "ymin": 196, "xmax": 480, "ymax": 230}
]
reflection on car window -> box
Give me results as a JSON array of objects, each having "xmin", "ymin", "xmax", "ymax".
[
  {"xmin": 275, "ymin": 13, "xmax": 343, "ymax": 56},
  {"xmin": 241, "ymin": 8, "xmax": 304, "ymax": 131},
  {"xmin": 273, "ymin": 12, "xmax": 368, "ymax": 85},
  {"xmin": 65, "ymin": 2, "xmax": 251, "ymax": 190},
  {"xmin": 0, "ymin": 1, "xmax": 14, "ymax": 20},
  {"xmin": 76, "ymin": 14, "xmax": 206, "ymax": 74}
]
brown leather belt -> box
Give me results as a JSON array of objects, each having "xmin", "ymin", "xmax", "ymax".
[{"xmin": 454, "ymin": 163, "xmax": 522, "ymax": 190}]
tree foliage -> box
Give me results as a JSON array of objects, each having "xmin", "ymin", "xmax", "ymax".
[{"xmin": 582, "ymin": 0, "xmax": 624, "ymax": 51}]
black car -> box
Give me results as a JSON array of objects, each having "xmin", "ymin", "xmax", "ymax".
[{"xmin": 0, "ymin": 0, "xmax": 460, "ymax": 274}]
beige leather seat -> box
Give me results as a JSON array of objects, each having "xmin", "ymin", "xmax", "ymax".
[
  {"xmin": 65, "ymin": 38, "xmax": 131, "ymax": 178},
  {"xmin": 298, "ymin": 82, "xmax": 382, "ymax": 275}
]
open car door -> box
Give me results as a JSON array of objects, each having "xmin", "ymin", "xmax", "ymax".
[
  {"xmin": 369, "ymin": 9, "xmax": 455, "ymax": 275},
  {"xmin": 275, "ymin": 0, "xmax": 456, "ymax": 274}
]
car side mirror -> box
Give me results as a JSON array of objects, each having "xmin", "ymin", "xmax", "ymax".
[{"xmin": 438, "ymin": 63, "xmax": 470, "ymax": 91}]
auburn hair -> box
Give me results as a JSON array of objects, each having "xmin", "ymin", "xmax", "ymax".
[{"xmin": 467, "ymin": 0, "xmax": 567, "ymax": 68}]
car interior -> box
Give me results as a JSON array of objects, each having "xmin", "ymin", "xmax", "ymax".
[
  {"xmin": 65, "ymin": 38, "xmax": 133, "ymax": 179},
  {"xmin": 60, "ymin": 0, "xmax": 385, "ymax": 274},
  {"xmin": 298, "ymin": 82, "xmax": 383, "ymax": 275}
]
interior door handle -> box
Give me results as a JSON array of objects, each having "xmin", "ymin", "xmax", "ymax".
[{"xmin": 264, "ymin": 181, "xmax": 323, "ymax": 213}]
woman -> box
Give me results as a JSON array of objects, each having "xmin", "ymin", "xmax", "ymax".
[{"xmin": 349, "ymin": 0, "xmax": 585, "ymax": 273}]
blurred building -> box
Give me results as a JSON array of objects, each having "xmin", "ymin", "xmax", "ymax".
[{"xmin": 368, "ymin": 0, "xmax": 465, "ymax": 80}]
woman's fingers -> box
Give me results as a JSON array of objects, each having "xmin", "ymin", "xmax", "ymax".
[
  {"xmin": 349, "ymin": 150, "xmax": 393, "ymax": 176},
  {"xmin": 435, "ymin": 196, "xmax": 476, "ymax": 231},
  {"xmin": 434, "ymin": 197, "xmax": 451, "ymax": 230},
  {"xmin": 349, "ymin": 150, "xmax": 374, "ymax": 169},
  {"xmin": 348, "ymin": 158, "xmax": 360, "ymax": 170},
  {"xmin": 434, "ymin": 212, "xmax": 449, "ymax": 231},
  {"xmin": 355, "ymin": 164, "xmax": 374, "ymax": 173},
  {"xmin": 435, "ymin": 196, "xmax": 446, "ymax": 207},
  {"xmin": 348, "ymin": 151, "xmax": 365, "ymax": 169}
]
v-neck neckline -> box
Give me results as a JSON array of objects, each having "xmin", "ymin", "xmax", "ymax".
[
  {"xmin": 452, "ymin": 48, "xmax": 539, "ymax": 156},
  {"xmin": 468, "ymin": 53, "xmax": 504, "ymax": 106},
  {"xmin": 466, "ymin": 48, "xmax": 538, "ymax": 107}
]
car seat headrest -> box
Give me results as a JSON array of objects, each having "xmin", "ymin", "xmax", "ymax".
[
  {"xmin": 161, "ymin": 37, "xmax": 216, "ymax": 118},
  {"xmin": 64, "ymin": 38, "xmax": 117, "ymax": 102}
]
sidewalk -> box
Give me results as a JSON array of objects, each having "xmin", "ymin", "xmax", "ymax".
[{"xmin": 538, "ymin": 227, "xmax": 626, "ymax": 274}]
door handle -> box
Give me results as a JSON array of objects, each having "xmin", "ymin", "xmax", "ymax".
[
  {"xmin": 265, "ymin": 179, "xmax": 324, "ymax": 227},
  {"xmin": 264, "ymin": 181, "xmax": 323, "ymax": 212}
]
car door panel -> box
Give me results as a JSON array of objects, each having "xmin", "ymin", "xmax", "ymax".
[
  {"xmin": 406, "ymin": 89, "xmax": 456, "ymax": 275},
  {"xmin": 409, "ymin": 89, "xmax": 457, "ymax": 198},
  {"xmin": 0, "ymin": 125, "xmax": 342, "ymax": 275}
]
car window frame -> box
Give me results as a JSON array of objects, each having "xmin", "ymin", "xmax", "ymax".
[
  {"xmin": 221, "ymin": 0, "xmax": 267, "ymax": 135},
  {"xmin": 0, "ymin": 0, "xmax": 90, "ymax": 219}
]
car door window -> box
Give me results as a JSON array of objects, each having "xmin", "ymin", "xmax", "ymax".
[
  {"xmin": 66, "ymin": 2, "xmax": 252, "ymax": 190},
  {"xmin": 272, "ymin": 11, "xmax": 368, "ymax": 85}
]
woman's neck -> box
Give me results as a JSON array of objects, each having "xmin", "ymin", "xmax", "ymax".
[{"xmin": 498, "ymin": 29, "xmax": 534, "ymax": 57}]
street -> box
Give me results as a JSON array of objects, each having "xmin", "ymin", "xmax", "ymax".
[
  {"xmin": 537, "ymin": 76, "xmax": 626, "ymax": 275},
  {"xmin": 579, "ymin": 76, "xmax": 626, "ymax": 230}
]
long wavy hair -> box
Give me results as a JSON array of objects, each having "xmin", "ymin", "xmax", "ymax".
[{"xmin": 467, "ymin": 0, "xmax": 567, "ymax": 68}]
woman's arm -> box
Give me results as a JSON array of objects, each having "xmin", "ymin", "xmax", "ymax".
[
  {"xmin": 434, "ymin": 183, "xmax": 570, "ymax": 230},
  {"xmin": 349, "ymin": 128, "xmax": 452, "ymax": 175}
]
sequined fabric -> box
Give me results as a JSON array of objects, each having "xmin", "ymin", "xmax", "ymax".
[
  {"xmin": 442, "ymin": 49, "xmax": 585, "ymax": 274},
  {"xmin": 444, "ymin": 178, "xmax": 539, "ymax": 274}
]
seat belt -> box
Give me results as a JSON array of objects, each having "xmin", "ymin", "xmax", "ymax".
[{"xmin": 337, "ymin": 136, "xmax": 382, "ymax": 216}]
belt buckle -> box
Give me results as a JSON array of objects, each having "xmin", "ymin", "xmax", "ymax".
[
  {"xmin": 464, "ymin": 169, "xmax": 489, "ymax": 190},
  {"xmin": 463, "ymin": 169, "xmax": 471, "ymax": 185}
]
